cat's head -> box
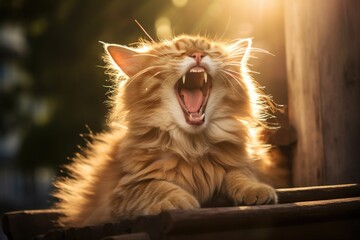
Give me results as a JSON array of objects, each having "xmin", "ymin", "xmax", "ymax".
[{"xmin": 104, "ymin": 35, "xmax": 270, "ymax": 134}]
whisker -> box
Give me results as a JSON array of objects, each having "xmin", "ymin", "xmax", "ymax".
[
  {"xmin": 223, "ymin": 55, "xmax": 258, "ymax": 62},
  {"xmin": 250, "ymin": 47, "xmax": 274, "ymax": 56},
  {"xmin": 135, "ymin": 53, "xmax": 160, "ymax": 58},
  {"xmin": 218, "ymin": 72, "xmax": 237, "ymax": 93},
  {"xmin": 143, "ymin": 69, "xmax": 173, "ymax": 85},
  {"xmin": 127, "ymin": 65, "xmax": 166, "ymax": 86},
  {"xmin": 160, "ymin": 72, "xmax": 177, "ymax": 89},
  {"xmin": 123, "ymin": 72, "xmax": 177, "ymax": 113},
  {"xmin": 225, "ymin": 67, "xmax": 259, "ymax": 76},
  {"xmin": 219, "ymin": 70, "xmax": 245, "ymax": 95}
]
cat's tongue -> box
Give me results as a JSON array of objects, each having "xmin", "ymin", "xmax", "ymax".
[{"xmin": 180, "ymin": 88, "xmax": 203, "ymax": 113}]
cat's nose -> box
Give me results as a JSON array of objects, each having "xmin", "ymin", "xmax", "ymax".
[{"xmin": 191, "ymin": 52, "xmax": 205, "ymax": 64}]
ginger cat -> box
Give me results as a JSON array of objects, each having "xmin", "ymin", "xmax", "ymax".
[{"xmin": 54, "ymin": 35, "xmax": 279, "ymax": 227}]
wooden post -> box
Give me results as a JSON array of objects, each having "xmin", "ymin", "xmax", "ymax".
[{"xmin": 284, "ymin": 0, "xmax": 360, "ymax": 186}]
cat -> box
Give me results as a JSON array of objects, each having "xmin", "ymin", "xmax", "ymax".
[{"xmin": 54, "ymin": 35, "xmax": 279, "ymax": 227}]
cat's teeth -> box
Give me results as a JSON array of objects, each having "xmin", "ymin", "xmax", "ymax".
[
  {"xmin": 204, "ymin": 72, "xmax": 207, "ymax": 83},
  {"xmin": 189, "ymin": 113, "xmax": 205, "ymax": 121},
  {"xmin": 182, "ymin": 75, "xmax": 186, "ymax": 84}
]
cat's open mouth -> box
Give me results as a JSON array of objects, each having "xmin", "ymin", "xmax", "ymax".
[{"xmin": 175, "ymin": 67, "xmax": 211, "ymax": 125}]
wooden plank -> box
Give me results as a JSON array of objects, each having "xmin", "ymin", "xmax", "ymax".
[
  {"xmin": 203, "ymin": 183, "xmax": 360, "ymax": 207},
  {"xmin": 284, "ymin": 0, "xmax": 360, "ymax": 186},
  {"xmin": 2, "ymin": 209, "xmax": 61, "ymax": 240},
  {"xmin": 164, "ymin": 218, "xmax": 360, "ymax": 240},
  {"xmin": 3, "ymin": 184, "xmax": 360, "ymax": 240},
  {"xmin": 161, "ymin": 197, "xmax": 360, "ymax": 235},
  {"xmin": 34, "ymin": 222, "xmax": 133, "ymax": 240},
  {"xmin": 277, "ymin": 183, "xmax": 360, "ymax": 203},
  {"xmin": 35, "ymin": 197, "xmax": 360, "ymax": 240},
  {"xmin": 102, "ymin": 232, "xmax": 150, "ymax": 240}
]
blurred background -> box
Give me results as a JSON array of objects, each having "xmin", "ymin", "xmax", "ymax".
[{"xmin": 0, "ymin": 0, "xmax": 287, "ymax": 237}]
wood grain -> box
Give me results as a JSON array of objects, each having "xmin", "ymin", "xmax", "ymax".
[{"xmin": 284, "ymin": 0, "xmax": 360, "ymax": 186}]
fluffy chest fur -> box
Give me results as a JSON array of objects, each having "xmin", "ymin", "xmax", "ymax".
[
  {"xmin": 116, "ymin": 149, "xmax": 226, "ymax": 203},
  {"xmin": 113, "ymin": 126, "xmax": 249, "ymax": 201}
]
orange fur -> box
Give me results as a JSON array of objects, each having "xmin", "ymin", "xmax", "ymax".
[{"xmin": 54, "ymin": 35, "xmax": 279, "ymax": 227}]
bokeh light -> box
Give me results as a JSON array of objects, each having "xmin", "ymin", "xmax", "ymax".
[
  {"xmin": 155, "ymin": 17, "xmax": 172, "ymax": 39},
  {"xmin": 172, "ymin": 0, "xmax": 188, "ymax": 8}
]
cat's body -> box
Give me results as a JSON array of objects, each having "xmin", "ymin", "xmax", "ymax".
[{"xmin": 54, "ymin": 35, "xmax": 279, "ymax": 227}]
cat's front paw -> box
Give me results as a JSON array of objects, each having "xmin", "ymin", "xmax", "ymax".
[
  {"xmin": 234, "ymin": 182, "xmax": 277, "ymax": 205},
  {"xmin": 147, "ymin": 190, "xmax": 200, "ymax": 215}
]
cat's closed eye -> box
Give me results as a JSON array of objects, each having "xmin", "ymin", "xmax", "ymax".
[
  {"xmin": 205, "ymin": 50, "xmax": 223, "ymax": 57},
  {"xmin": 162, "ymin": 51, "xmax": 187, "ymax": 58}
]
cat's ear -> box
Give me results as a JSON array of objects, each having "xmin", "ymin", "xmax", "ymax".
[{"xmin": 105, "ymin": 44, "xmax": 143, "ymax": 77}]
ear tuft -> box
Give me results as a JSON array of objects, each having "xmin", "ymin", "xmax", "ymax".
[{"xmin": 227, "ymin": 38, "xmax": 253, "ymax": 64}]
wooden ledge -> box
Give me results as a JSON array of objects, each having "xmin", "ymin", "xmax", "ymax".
[{"xmin": 2, "ymin": 184, "xmax": 360, "ymax": 240}]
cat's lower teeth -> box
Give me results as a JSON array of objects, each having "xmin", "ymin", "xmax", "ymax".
[{"xmin": 189, "ymin": 113, "xmax": 205, "ymax": 121}]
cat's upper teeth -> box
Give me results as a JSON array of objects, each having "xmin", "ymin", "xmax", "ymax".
[
  {"xmin": 189, "ymin": 68, "xmax": 204, "ymax": 73},
  {"xmin": 181, "ymin": 72, "xmax": 208, "ymax": 85}
]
